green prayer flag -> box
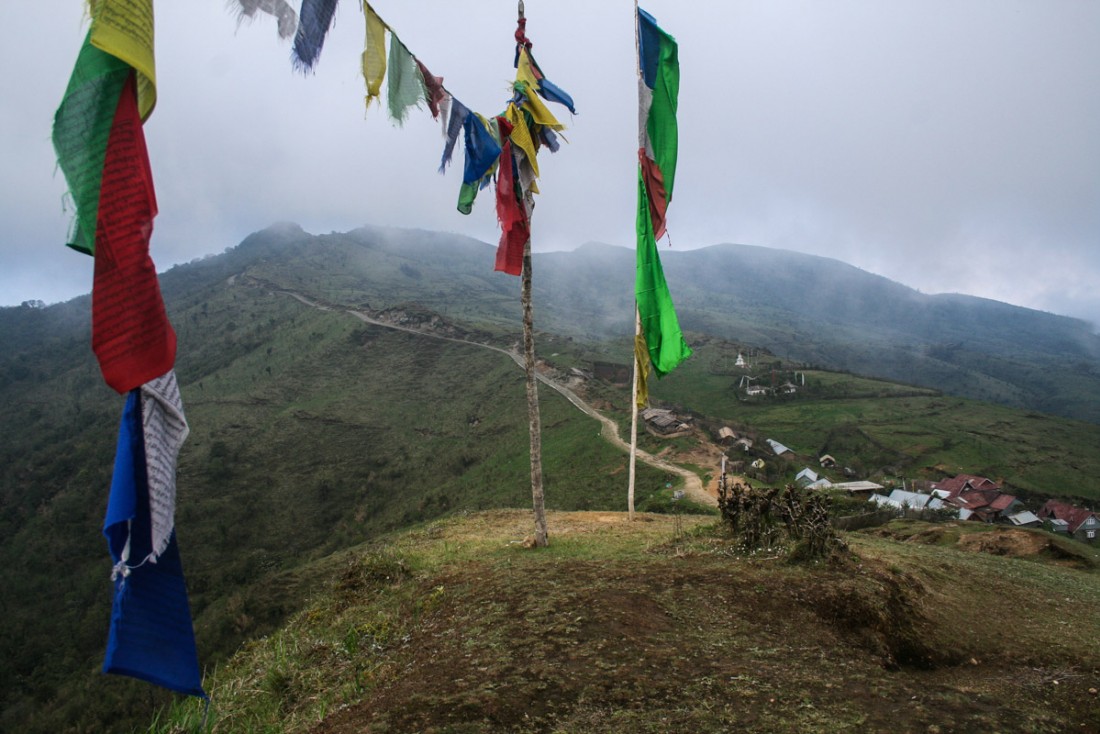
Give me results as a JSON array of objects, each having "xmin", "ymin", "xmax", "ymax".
[
  {"xmin": 386, "ymin": 35, "xmax": 424, "ymax": 125},
  {"xmin": 52, "ymin": 32, "xmax": 131, "ymax": 255},
  {"xmin": 635, "ymin": 168, "xmax": 691, "ymax": 378}
]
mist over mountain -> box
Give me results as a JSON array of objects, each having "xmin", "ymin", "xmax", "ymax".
[
  {"xmin": 540, "ymin": 240, "xmax": 1100, "ymax": 422},
  {"xmin": 163, "ymin": 223, "xmax": 1100, "ymax": 423}
]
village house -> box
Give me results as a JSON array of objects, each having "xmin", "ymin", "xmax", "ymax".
[
  {"xmin": 640, "ymin": 408, "xmax": 692, "ymax": 438},
  {"xmin": 717, "ymin": 429, "xmax": 756, "ymax": 453},
  {"xmin": 832, "ymin": 480, "xmax": 883, "ymax": 496},
  {"xmin": 795, "ymin": 468, "xmax": 819, "ymax": 487},
  {"xmin": 931, "ymin": 473, "xmax": 1002, "ymax": 495},
  {"xmin": 765, "ymin": 438, "xmax": 791, "ymax": 456},
  {"xmin": 1037, "ymin": 500, "xmax": 1100, "ymax": 544},
  {"xmin": 869, "ymin": 489, "xmax": 949, "ymax": 513},
  {"xmin": 1007, "ymin": 510, "xmax": 1042, "ymax": 529},
  {"xmin": 931, "ymin": 474, "xmax": 1023, "ymax": 523}
]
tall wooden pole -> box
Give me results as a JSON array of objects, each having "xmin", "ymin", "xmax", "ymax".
[
  {"xmin": 628, "ymin": 307, "xmax": 641, "ymax": 520},
  {"xmin": 522, "ymin": 234, "xmax": 547, "ymax": 547},
  {"xmin": 519, "ymin": 0, "xmax": 548, "ymax": 547},
  {"xmin": 628, "ymin": 0, "xmax": 643, "ymax": 521}
]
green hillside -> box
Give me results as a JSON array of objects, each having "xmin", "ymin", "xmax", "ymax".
[{"xmin": 0, "ymin": 267, "xmax": 668, "ymax": 733}]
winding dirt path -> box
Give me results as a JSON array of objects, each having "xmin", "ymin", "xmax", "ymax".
[{"xmin": 276, "ymin": 289, "xmax": 710, "ymax": 506}]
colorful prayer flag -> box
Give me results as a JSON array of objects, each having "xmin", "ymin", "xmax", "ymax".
[
  {"xmin": 362, "ymin": 2, "xmax": 387, "ymax": 108},
  {"xmin": 231, "ymin": 0, "xmax": 299, "ymax": 40},
  {"xmin": 292, "ymin": 0, "xmax": 340, "ymax": 72},
  {"xmin": 103, "ymin": 376, "xmax": 204, "ymax": 698},
  {"xmin": 636, "ymin": 8, "xmax": 691, "ymax": 383}
]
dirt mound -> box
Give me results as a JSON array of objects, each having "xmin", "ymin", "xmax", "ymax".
[{"xmin": 957, "ymin": 527, "xmax": 1048, "ymax": 557}]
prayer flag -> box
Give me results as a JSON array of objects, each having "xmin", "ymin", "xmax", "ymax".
[
  {"xmin": 457, "ymin": 113, "xmax": 502, "ymax": 214},
  {"xmin": 440, "ymin": 98, "xmax": 470, "ymax": 172},
  {"xmin": 635, "ymin": 8, "xmax": 690, "ymax": 381},
  {"xmin": 362, "ymin": 2, "xmax": 387, "ymax": 108},
  {"xmin": 416, "ymin": 59, "xmax": 446, "ymax": 120},
  {"xmin": 494, "ymin": 116, "xmax": 527, "ymax": 276},
  {"xmin": 103, "ymin": 375, "xmax": 204, "ymax": 698},
  {"xmin": 91, "ymin": 72, "xmax": 177, "ymax": 393},
  {"xmin": 231, "ymin": 0, "xmax": 299, "ymax": 40},
  {"xmin": 387, "ymin": 35, "xmax": 424, "ymax": 125},
  {"xmin": 292, "ymin": 0, "xmax": 340, "ymax": 72}
]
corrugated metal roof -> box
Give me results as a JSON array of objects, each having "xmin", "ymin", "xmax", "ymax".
[
  {"xmin": 834, "ymin": 481, "xmax": 884, "ymax": 493},
  {"xmin": 766, "ymin": 439, "xmax": 790, "ymax": 455},
  {"xmin": 1008, "ymin": 511, "xmax": 1041, "ymax": 526}
]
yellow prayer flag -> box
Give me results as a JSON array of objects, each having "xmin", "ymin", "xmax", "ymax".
[
  {"xmin": 88, "ymin": 0, "xmax": 156, "ymax": 119},
  {"xmin": 362, "ymin": 3, "xmax": 387, "ymax": 108},
  {"xmin": 505, "ymin": 103, "xmax": 540, "ymax": 179},
  {"xmin": 516, "ymin": 49, "xmax": 564, "ymax": 131},
  {"xmin": 634, "ymin": 334, "xmax": 651, "ymax": 408}
]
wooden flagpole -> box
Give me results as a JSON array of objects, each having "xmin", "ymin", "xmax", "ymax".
[
  {"xmin": 628, "ymin": 307, "xmax": 641, "ymax": 520},
  {"xmin": 628, "ymin": 0, "xmax": 643, "ymax": 521},
  {"xmin": 519, "ymin": 0, "xmax": 548, "ymax": 548}
]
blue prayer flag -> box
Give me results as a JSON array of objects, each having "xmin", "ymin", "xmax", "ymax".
[{"xmin": 103, "ymin": 391, "xmax": 205, "ymax": 698}]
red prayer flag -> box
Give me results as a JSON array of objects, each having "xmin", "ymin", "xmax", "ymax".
[
  {"xmin": 494, "ymin": 117, "xmax": 528, "ymax": 276},
  {"xmin": 92, "ymin": 73, "xmax": 176, "ymax": 393}
]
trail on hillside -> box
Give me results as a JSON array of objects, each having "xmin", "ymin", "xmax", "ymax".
[{"xmin": 266, "ymin": 285, "xmax": 710, "ymax": 506}]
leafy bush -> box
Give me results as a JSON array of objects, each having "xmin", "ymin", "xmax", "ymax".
[{"xmin": 717, "ymin": 481, "xmax": 846, "ymax": 561}]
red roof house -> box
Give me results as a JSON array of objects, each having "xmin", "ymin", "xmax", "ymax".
[
  {"xmin": 932, "ymin": 475, "xmax": 1022, "ymax": 522},
  {"xmin": 1038, "ymin": 500, "xmax": 1100, "ymax": 543},
  {"xmin": 931, "ymin": 474, "xmax": 1001, "ymax": 497}
]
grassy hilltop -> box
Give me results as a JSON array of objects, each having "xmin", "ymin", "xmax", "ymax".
[{"xmin": 158, "ymin": 510, "xmax": 1100, "ymax": 734}]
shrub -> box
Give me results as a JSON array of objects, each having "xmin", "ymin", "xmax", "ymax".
[{"xmin": 717, "ymin": 481, "xmax": 846, "ymax": 561}]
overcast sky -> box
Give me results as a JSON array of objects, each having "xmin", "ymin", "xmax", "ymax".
[{"xmin": 3, "ymin": 1, "xmax": 1098, "ymax": 329}]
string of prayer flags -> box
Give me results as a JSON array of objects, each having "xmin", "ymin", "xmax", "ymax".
[
  {"xmin": 103, "ymin": 374, "xmax": 204, "ymax": 697},
  {"xmin": 231, "ymin": 0, "xmax": 299, "ymax": 40},
  {"xmin": 53, "ymin": 0, "xmax": 203, "ymax": 698},
  {"xmin": 635, "ymin": 8, "xmax": 691, "ymax": 388},
  {"xmin": 360, "ymin": 4, "xmax": 450, "ymax": 127},
  {"xmin": 280, "ymin": 2, "xmax": 573, "ymax": 275},
  {"xmin": 292, "ymin": 0, "xmax": 340, "ymax": 72}
]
